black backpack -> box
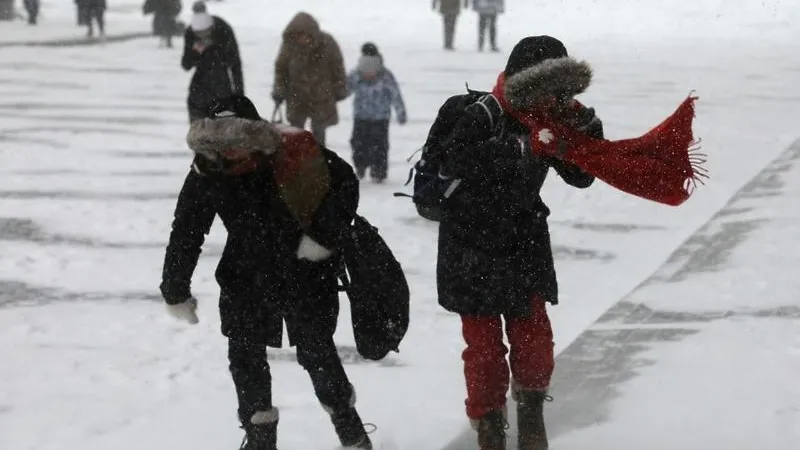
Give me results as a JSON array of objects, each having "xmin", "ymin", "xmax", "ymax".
[
  {"xmin": 339, "ymin": 215, "xmax": 410, "ymax": 361},
  {"xmin": 394, "ymin": 88, "xmax": 503, "ymax": 221}
]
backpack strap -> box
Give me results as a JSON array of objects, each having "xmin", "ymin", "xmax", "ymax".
[{"xmin": 472, "ymin": 94, "xmax": 503, "ymax": 129}]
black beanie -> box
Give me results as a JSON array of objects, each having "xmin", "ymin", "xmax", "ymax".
[
  {"xmin": 208, "ymin": 95, "xmax": 262, "ymax": 121},
  {"xmin": 361, "ymin": 42, "xmax": 380, "ymax": 56},
  {"xmin": 504, "ymin": 36, "xmax": 569, "ymax": 77}
]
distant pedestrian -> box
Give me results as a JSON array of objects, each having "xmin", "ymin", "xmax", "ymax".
[
  {"xmin": 345, "ymin": 42, "xmax": 407, "ymax": 183},
  {"xmin": 144, "ymin": 0, "xmax": 182, "ymax": 48},
  {"xmin": 182, "ymin": 1, "xmax": 244, "ymax": 122},
  {"xmin": 473, "ymin": 0, "xmax": 504, "ymax": 52},
  {"xmin": 432, "ymin": 0, "xmax": 469, "ymax": 50},
  {"xmin": 23, "ymin": 0, "xmax": 39, "ymax": 25},
  {"xmin": 272, "ymin": 12, "xmax": 347, "ymax": 147},
  {"xmin": 76, "ymin": 0, "xmax": 106, "ymax": 39}
]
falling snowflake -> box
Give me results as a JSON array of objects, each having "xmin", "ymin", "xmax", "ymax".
[{"xmin": 538, "ymin": 129, "xmax": 554, "ymax": 144}]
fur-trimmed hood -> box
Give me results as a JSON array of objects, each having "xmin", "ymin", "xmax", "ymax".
[
  {"xmin": 504, "ymin": 57, "xmax": 593, "ymax": 111},
  {"xmin": 186, "ymin": 117, "xmax": 281, "ymax": 162}
]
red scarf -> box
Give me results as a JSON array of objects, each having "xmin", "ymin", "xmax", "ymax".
[{"xmin": 491, "ymin": 73, "xmax": 707, "ymax": 206}]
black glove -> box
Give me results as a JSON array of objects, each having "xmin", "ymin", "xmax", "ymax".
[{"xmin": 568, "ymin": 106, "xmax": 604, "ymax": 139}]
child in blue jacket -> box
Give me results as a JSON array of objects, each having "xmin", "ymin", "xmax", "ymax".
[{"xmin": 346, "ymin": 42, "xmax": 407, "ymax": 183}]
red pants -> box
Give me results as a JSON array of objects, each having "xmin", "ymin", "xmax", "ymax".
[{"xmin": 461, "ymin": 297, "xmax": 554, "ymax": 419}]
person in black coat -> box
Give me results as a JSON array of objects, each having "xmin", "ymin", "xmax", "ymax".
[
  {"xmin": 143, "ymin": 0, "xmax": 181, "ymax": 48},
  {"xmin": 182, "ymin": 1, "xmax": 244, "ymax": 122},
  {"xmin": 432, "ymin": 36, "xmax": 601, "ymax": 450},
  {"xmin": 76, "ymin": 0, "xmax": 106, "ymax": 38},
  {"xmin": 23, "ymin": 0, "xmax": 40, "ymax": 25},
  {"xmin": 160, "ymin": 96, "xmax": 373, "ymax": 450}
]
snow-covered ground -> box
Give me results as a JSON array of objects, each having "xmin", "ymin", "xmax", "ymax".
[{"xmin": 1, "ymin": 0, "xmax": 799, "ymax": 449}]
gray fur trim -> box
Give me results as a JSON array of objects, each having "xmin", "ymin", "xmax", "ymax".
[
  {"xmin": 504, "ymin": 57, "xmax": 593, "ymax": 111},
  {"xmin": 186, "ymin": 117, "xmax": 281, "ymax": 161}
]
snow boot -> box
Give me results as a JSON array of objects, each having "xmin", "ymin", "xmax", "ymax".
[
  {"xmin": 329, "ymin": 407, "xmax": 372, "ymax": 449},
  {"xmin": 239, "ymin": 409, "xmax": 279, "ymax": 450},
  {"xmin": 472, "ymin": 409, "xmax": 507, "ymax": 450},
  {"xmin": 515, "ymin": 390, "xmax": 552, "ymax": 450}
]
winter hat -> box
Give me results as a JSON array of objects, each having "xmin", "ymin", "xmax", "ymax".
[
  {"xmin": 504, "ymin": 36, "xmax": 568, "ymax": 76},
  {"xmin": 208, "ymin": 95, "xmax": 263, "ymax": 121},
  {"xmin": 361, "ymin": 42, "xmax": 380, "ymax": 57},
  {"xmin": 190, "ymin": 12, "xmax": 214, "ymax": 32},
  {"xmin": 192, "ymin": 1, "xmax": 207, "ymax": 13},
  {"xmin": 358, "ymin": 55, "xmax": 383, "ymax": 74},
  {"xmin": 188, "ymin": 95, "xmax": 280, "ymax": 168}
]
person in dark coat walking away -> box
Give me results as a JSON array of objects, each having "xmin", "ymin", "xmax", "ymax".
[
  {"xmin": 472, "ymin": 0, "xmax": 503, "ymax": 51},
  {"xmin": 182, "ymin": 1, "xmax": 244, "ymax": 122},
  {"xmin": 76, "ymin": 0, "xmax": 106, "ymax": 38},
  {"xmin": 432, "ymin": 0, "xmax": 469, "ymax": 50},
  {"xmin": 345, "ymin": 42, "xmax": 406, "ymax": 183},
  {"xmin": 144, "ymin": 0, "xmax": 182, "ymax": 48},
  {"xmin": 23, "ymin": 0, "xmax": 39, "ymax": 25},
  {"xmin": 272, "ymin": 12, "xmax": 347, "ymax": 147},
  {"xmin": 160, "ymin": 95, "xmax": 374, "ymax": 450},
  {"xmin": 432, "ymin": 36, "xmax": 602, "ymax": 450}
]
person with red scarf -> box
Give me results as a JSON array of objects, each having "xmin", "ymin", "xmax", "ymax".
[
  {"xmin": 435, "ymin": 35, "xmax": 600, "ymax": 450},
  {"xmin": 435, "ymin": 35, "xmax": 703, "ymax": 450}
]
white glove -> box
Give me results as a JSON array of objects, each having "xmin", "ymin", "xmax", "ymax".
[
  {"xmin": 296, "ymin": 235, "xmax": 333, "ymax": 261},
  {"xmin": 166, "ymin": 297, "xmax": 199, "ymax": 324}
]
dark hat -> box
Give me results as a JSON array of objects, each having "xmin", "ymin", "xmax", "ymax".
[
  {"xmin": 208, "ymin": 95, "xmax": 262, "ymax": 121},
  {"xmin": 361, "ymin": 42, "xmax": 380, "ymax": 56},
  {"xmin": 192, "ymin": 1, "xmax": 207, "ymax": 13},
  {"xmin": 504, "ymin": 36, "xmax": 569, "ymax": 77}
]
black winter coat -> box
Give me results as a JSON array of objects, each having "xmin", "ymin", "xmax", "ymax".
[
  {"xmin": 160, "ymin": 150, "xmax": 358, "ymax": 347},
  {"xmin": 144, "ymin": 0, "xmax": 181, "ymax": 36},
  {"xmin": 434, "ymin": 94, "xmax": 599, "ymax": 317},
  {"xmin": 181, "ymin": 17, "xmax": 244, "ymax": 113}
]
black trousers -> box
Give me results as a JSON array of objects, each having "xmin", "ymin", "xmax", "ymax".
[
  {"xmin": 228, "ymin": 325, "xmax": 353, "ymax": 425},
  {"xmin": 351, "ymin": 119, "xmax": 390, "ymax": 180},
  {"xmin": 442, "ymin": 13, "xmax": 458, "ymax": 49},
  {"xmin": 83, "ymin": 6, "xmax": 105, "ymax": 36},
  {"xmin": 24, "ymin": 0, "xmax": 39, "ymax": 24},
  {"xmin": 478, "ymin": 14, "xmax": 498, "ymax": 50}
]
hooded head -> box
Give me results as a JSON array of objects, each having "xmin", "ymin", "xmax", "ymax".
[
  {"xmin": 187, "ymin": 96, "xmax": 281, "ymax": 174},
  {"xmin": 503, "ymin": 36, "xmax": 593, "ymax": 111},
  {"xmin": 283, "ymin": 12, "xmax": 321, "ymax": 47}
]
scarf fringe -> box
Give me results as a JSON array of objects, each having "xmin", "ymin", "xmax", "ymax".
[{"xmin": 684, "ymin": 139, "xmax": 708, "ymax": 194}]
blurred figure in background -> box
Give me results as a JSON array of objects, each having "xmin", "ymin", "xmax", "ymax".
[
  {"xmin": 23, "ymin": 0, "xmax": 39, "ymax": 25},
  {"xmin": 272, "ymin": 12, "xmax": 347, "ymax": 147},
  {"xmin": 144, "ymin": 0, "xmax": 182, "ymax": 48},
  {"xmin": 433, "ymin": 0, "xmax": 469, "ymax": 50},
  {"xmin": 473, "ymin": 0, "xmax": 504, "ymax": 52},
  {"xmin": 77, "ymin": 0, "xmax": 107, "ymax": 39},
  {"xmin": 345, "ymin": 42, "xmax": 407, "ymax": 183},
  {"xmin": 182, "ymin": 0, "xmax": 243, "ymax": 122}
]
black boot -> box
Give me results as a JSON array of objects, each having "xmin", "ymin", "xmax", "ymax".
[
  {"xmin": 516, "ymin": 391, "xmax": 552, "ymax": 450},
  {"xmin": 239, "ymin": 410, "xmax": 279, "ymax": 450},
  {"xmin": 330, "ymin": 407, "xmax": 372, "ymax": 449},
  {"xmin": 473, "ymin": 409, "xmax": 507, "ymax": 450}
]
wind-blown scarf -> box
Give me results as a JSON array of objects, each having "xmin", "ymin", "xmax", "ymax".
[{"xmin": 492, "ymin": 72, "xmax": 707, "ymax": 206}]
